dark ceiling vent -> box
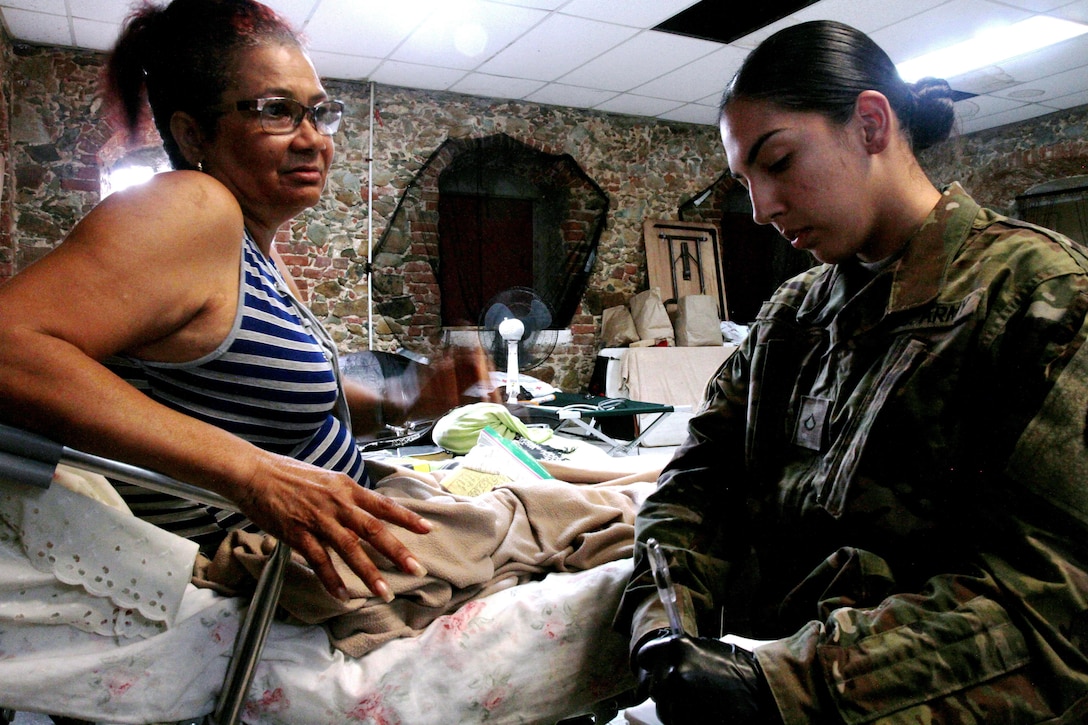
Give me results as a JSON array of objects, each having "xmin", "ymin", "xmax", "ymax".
[{"xmin": 654, "ymin": 0, "xmax": 821, "ymax": 44}]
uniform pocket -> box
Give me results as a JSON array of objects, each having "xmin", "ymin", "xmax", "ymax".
[{"xmin": 814, "ymin": 337, "xmax": 929, "ymax": 517}]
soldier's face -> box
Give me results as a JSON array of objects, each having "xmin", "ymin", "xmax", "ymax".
[{"xmin": 720, "ymin": 99, "xmax": 881, "ymax": 264}]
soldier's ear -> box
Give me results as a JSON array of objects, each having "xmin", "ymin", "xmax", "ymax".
[{"xmin": 854, "ymin": 90, "xmax": 893, "ymax": 154}]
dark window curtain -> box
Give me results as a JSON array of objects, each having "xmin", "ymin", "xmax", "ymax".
[{"xmin": 438, "ymin": 194, "xmax": 534, "ymax": 325}]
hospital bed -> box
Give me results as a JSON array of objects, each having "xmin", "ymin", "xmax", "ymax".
[{"xmin": 0, "ymin": 422, "xmax": 644, "ymax": 725}]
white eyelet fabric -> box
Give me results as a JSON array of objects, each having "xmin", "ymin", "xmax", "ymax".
[{"xmin": 0, "ymin": 469, "xmax": 198, "ymax": 639}]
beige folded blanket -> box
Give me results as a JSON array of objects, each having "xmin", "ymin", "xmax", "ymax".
[{"xmin": 194, "ymin": 472, "xmax": 651, "ymax": 656}]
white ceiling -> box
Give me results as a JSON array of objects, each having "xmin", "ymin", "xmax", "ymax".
[{"xmin": 2, "ymin": 0, "xmax": 1087, "ymax": 135}]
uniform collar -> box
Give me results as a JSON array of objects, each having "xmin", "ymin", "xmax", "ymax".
[
  {"xmin": 887, "ymin": 182, "xmax": 980, "ymax": 312},
  {"xmin": 796, "ymin": 182, "xmax": 980, "ymax": 322}
]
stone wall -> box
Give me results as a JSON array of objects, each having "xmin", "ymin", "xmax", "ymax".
[
  {"xmin": 0, "ymin": 28, "xmax": 14, "ymax": 279},
  {"xmin": 919, "ymin": 107, "xmax": 1088, "ymax": 215},
  {"xmin": 4, "ymin": 37, "xmax": 1088, "ymax": 391},
  {"xmin": 7, "ymin": 44, "xmax": 108, "ymax": 273}
]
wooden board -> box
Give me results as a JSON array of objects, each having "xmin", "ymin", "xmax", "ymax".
[{"xmin": 643, "ymin": 219, "xmax": 729, "ymax": 320}]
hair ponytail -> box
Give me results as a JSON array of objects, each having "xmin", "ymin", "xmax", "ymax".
[{"xmin": 101, "ymin": 6, "xmax": 162, "ymax": 140}]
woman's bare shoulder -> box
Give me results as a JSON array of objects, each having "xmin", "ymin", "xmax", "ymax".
[{"xmin": 91, "ymin": 170, "xmax": 243, "ymax": 245}]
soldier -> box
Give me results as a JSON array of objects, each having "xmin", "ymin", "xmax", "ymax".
[{"xmin": 617, "ymin": 20, "xmax": 1088, "ymax": 724}]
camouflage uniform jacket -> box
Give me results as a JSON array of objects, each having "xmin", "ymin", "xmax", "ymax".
[{"xmin": 616, "ymin": 183, "xmax": 1088, "ymax": 723}]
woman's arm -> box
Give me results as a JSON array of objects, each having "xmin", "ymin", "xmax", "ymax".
[{"xmin": 0, "ymin": 171, "xmax": 429, "ymax": 600}]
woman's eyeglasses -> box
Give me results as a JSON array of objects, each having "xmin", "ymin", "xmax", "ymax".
[{"xmin": 226, "ymin": 97, "xmax": 345, "ymax": 136}]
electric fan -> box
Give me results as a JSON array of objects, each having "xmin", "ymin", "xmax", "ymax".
[{"xmin": 478, "ymin": 287, "xmax": 559, "ymax": 403}]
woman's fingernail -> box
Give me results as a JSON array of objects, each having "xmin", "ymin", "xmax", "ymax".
[
  {"xmin": 336, "ymin": 586, "xmax": 350, "ymax": 602},
  {"xmin": 418, "ymin": 517, "xmax": 434, "ymax": 532},
  {"xmin": 406, "ymin": 557, "xmax": 428, "ymax": 577},
  {"xmin": 375, "ymin": 579, "xmax": 395, "ymax": 603}
]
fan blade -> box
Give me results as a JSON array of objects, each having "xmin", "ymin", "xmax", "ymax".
[
  {"xmin": 483, "ymin": 303, "xmax": 514, "ymax": 330},
  {"xmin": 524, "ymin": 298, "xmax": 552, "ymax": 333}
]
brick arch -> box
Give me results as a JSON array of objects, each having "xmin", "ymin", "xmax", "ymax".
[{"xmin": 370, "ymin": 132, "xmax": 608, "ymax": 354}]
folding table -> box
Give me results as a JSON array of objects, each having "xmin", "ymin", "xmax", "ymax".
[{"xmin": 534, "ymin": 392, "xmax": 688, "ymax": 455}]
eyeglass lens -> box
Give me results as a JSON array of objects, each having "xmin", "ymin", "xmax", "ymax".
[{"xmin": 260, "ymin": 98, "xmax": 343, "ymax": 135}]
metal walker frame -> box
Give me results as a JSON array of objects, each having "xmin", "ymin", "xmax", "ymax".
[{"xmin": 0, "ymin": 422, "xmax": 290, "ymax": 725}]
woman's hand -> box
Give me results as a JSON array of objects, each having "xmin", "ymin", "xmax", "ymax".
[
  {"xmin": 409, "ymin": 344, "xmax": 501, "ymax": 419},
  {"xmin": 383, "ymin": 345, "xmax": 500, "ymax": 425},
  {"xmin": 235, "ymin": 451, "xmax": 431, "ymax": 601}
]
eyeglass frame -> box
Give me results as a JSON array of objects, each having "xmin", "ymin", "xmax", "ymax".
[{"xmin": 217, "ymin": 96, "xmax": 346, "ymax": 136}]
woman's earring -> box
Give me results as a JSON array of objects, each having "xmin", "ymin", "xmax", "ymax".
[{"xmin": 197, "ymin": 160, "xmax": 204, "ymax": 172}]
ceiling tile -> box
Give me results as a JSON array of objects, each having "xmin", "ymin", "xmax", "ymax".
[
  {"xmin": 2, "ymin": 8, "xmax": 70, "ymax": 47},
  {"xmin": 594, "ymin": 93, "xmax": 684, "ymax": 117},
  {"xmin": 763, "ymin": 0, "xmax": 950, "ymax": 37},
  {"xmin": 1047, "ymin": 86, "xmax": 1088, "ymax": 108},
  {"xmin": 631, "ymin": 45, "xmax": 747, "ymax": 103},
  {"xmin": 998, "ymin": 0, "xmax": 1077, "ymax": 10},
  {"xmin": 995, "ymin": 33, "xmax": 1088, "ymax": 85},
  {"xmin": 992, "ymin": 64, "xmax": 1088, "ymax": 102},
  {"xmin": 952, "ymin": 66, "xmax": 1021, "ymax": 95},
  {"xmin": 72, "ymin": 17, "xmax": 120, "ymax": 51},
  {"xmin": 954, "ymin": 94, "xmax": 1026, "ymax": 122},
  {"xmin": 870, "ymin": 0, "xmax": 1030, "ymax": 63},
  {"xmin": 491, "ymin": 0, "xmax": 567, "ymax": 8},
  {"xmin": 524, "ymin": 82, "xmax": 619, "ymax": 108},
  {"xmin": 0, "ymin": 0, "xmax": 65, "ymax": 13},
  {"xmin": 69, "ymin": 0, "xmax": 132, "ymax": 23},
  {"xmin": 959, "ymin": 102, "xmax": 1049, "ymax": 133},
  {"xmin": 558, "ymin": 31, "xmax": 721, "ymax": 92},
  {"xmin": 391, "ymin": 2, "xmax": 547, "ymax": 70},
  {"xmin": 262, "ymin": 0, "xmax": 322, "ymax": 28},
  {"xmin": 303, "ymin": 1, "xmax": 426, "ymax": 56},
  {"xmin": 448, "ymin": 72, "xmax": 548, "ymax": 99},
  {"xmin": 656, "ymin": 102, "xmax": 720, "ymax": 125},
  {"xmin": 477, "ymin": 14, "xmax": 639, "ymax": 81},
  {"xmin": 310, "ymin": 51, "xmax": 382, "ymax": 82},
  {"xmin": 1054, "ymin": 0, "xmax": 1088, "ymax": 23},
  {"xmin": 369, "ymin": 60, "xmax": 468, "ymax": 91},
  {"xmin": 559, "ymin": 0, "xmax": 701, "ymax": 28}
]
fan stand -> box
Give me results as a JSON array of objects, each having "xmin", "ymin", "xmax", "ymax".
[{"xmin": 498, "ymin": 317, "xmax": 525, "ymax": 404}]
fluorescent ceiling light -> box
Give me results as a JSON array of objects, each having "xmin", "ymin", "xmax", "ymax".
[{"xmin": 896, "ymin": 16, "xmax": 1088, "ymax": 83}]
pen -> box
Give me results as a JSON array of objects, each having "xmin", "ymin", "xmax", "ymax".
[{"xmin": 646, "ymin": 537, "xmax": 685, "ymax": 636}]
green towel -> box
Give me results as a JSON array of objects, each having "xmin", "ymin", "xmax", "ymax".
[{"xmin": 432, "ymin": 403, "xmax": 554, "ymax": 454}]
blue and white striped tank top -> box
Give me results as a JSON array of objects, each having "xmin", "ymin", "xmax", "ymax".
[{"xmin": 107, "ymin": 231, "xmax": 368, "ymax": 550}]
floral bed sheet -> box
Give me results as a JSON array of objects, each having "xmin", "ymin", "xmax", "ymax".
[{"xmin": 0, "ymin": 557, "xmax": 637, "ymax": 724}]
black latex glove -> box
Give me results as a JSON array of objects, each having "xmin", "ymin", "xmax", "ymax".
[{"xmin": 635, "ymin": 634, "xmax": 781, "ymax": 724}]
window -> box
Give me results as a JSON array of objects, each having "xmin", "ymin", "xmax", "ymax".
[
  {"xmin": 1017, "ymin": 175, "xmax": 1088, "ymax": 245},
  {"xmin": 371, "ymin": 133, "xmax": 609, "ymax": 348},
  {"xmin": 101, "ymin": 146, "xmax": 170, "ymax": 198}
]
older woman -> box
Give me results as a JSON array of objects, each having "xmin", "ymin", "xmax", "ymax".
[
  {"xmin": 620, "ymin": 20, "xmax": 1088, "ymax": 724},
  {"xmin": 0, "ymin": 0, "xmax": 468, "ymax": 603}
]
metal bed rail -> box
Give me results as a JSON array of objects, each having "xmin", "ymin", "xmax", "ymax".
[{"xmin": 0, "ymin": 422, "xmax": 290, "ymax": 725}]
